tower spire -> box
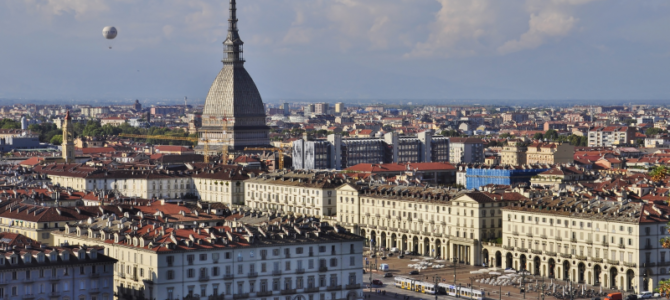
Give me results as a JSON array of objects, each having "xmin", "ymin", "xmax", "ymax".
[{"xmin": 223, "ymin": 0, "xmax": 244, "ymax": 65}]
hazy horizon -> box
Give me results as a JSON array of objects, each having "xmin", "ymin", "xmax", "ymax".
[{"xmin": 2, "ymin": 0, "xmax": 670, "ymax": 101}]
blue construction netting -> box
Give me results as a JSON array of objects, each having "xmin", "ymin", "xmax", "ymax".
[{"xmin": 465, "ymin": 167, "xmax": 550, "ymax": 190}]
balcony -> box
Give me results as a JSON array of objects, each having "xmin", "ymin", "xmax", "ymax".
[
  {"xmin": 540, "ymin": 234, "xmax": 547, "ymax": 239},
  {"xmin": 319, "ymin": 267, "xmax": 328, "ymax": 272},
  {"xmin": 247, "ymin": 272, "xmax": 258, "ymax": 278},
  {"xmin": 645, "ymin": 244, "xmax": 653, "ymax": 250},
  {"xmin": 531, "ymin": 249, "xmax": 542, "ymax": 255},
  {"xmin": 280, "ymin": 289, "xmax": 297, "ymax": 295},
  {"xmin": 433, "ymin": 233, "xmax": 442, "ymax": 237},
  {"xmin": 555, "ymin": 236, "xmax": 562, "ymax": 241},
  {"xmin": 346, "ymin": 284, "xmax": 361, "ymax": 290},
  {"xmin": 22, "ymin": 294, "xmax": 35, "ymax": 300},
  {"xmin": 223, "ymin": 274, "xmax": 234, "ymax": 280},
  {"xmin": 602, "ymin": 242, "xmax": 609, "ymax": 247},
  {"xmin": 399, "ymin": 229, "xmax": 408, "ymax": 233},
  {"xmin": 272, "ymin": 270, "xmax": 282, "ymax": 276},
  {"xmin": 618, "ymin": 244, "xmax": 625, "ymax": 249},
  {"xmin": 49, "ymin": 292, "xmax": 60, "ymax": 298},
  {"xmin": 90, "ymin": 273, "xmax": 100, "ymax": 278},
  {"xmin": 256, "ymin": 291, "xmax": 273, "ymax": 297},
  {"xmin": 296, "ymin": 268, "xmax": 305, "ymax": 274},
  {"xmin": 379, "ymin": 226, "xmax": 387, "ymax": 230},
  {"xmin": 517, "ymin": 248, "xmax": 528, "ymax": 253},
  {"xmin": 526, "ymin": 233, "xmax": 533, "ymax": 238},
  {"xmin": 575, "ymin": 255, "xmax": 587, "ymax": 261},
  {"xmin": 586, "ymin": 240, "xmax": 593, "ymax": 245},
  {"xmin": 570, "ymin": 238, "xmax": 577, "ymax": 243},
  {"xmin": 410, "ymin": 230, "xmax": 420, "ymax": 235},
  {"xmin": 232, "ymin": 294, "xmax": 249, "ymax": 299},
  {"xmin": 199, "ymin": 275, "xmax": 210, "ymax": 282},
  {"xmin": 304, "ymin": 287, "xmax": 320, "ymax": 293},
  {"xmin": 421, "ymin": 231, "xmax": 431, "ymax": 236},
  {"xmin": 417, "ymin": 219, "xmax": 424, "ymax": 223},
  {"xmin": 560, "ymin": 253, "xmax": 572, "ymax": 259},
  {"xmin": 503, "ymin": 246, "xmax": 514, "ymax": 251},
  {"xmin": 545, "ymin": 252, "xmax": 556, "ymax": 257},
  {"xmin": 327, "ymin": 285, "xmax": 342, "ymax": 291},
  {"xmin": 623, "ymin": 262, "xmax": 637, "ymax": 268},
  {"xmin": 512, "ymin": 231, "xmax": 519, "ymax": 236},
  {"xmin": 592, "ymin": 258, "xmax": 603, "ymax": 263},
  {"xmin": 607, "ymin": 259, "xmax": 619, "ymax": 265}
]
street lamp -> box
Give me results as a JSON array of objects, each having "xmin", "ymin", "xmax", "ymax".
[
  {"xmin": 453, "ymin": 256, "xmax": 459, "ymax": 297},
  {"xmin": 520, "ymin": 267, "xmax": 528, "ymax": 299},
  {"xmin": 433, "ymin": 276, "xmax": 442, "ymax": 300}
]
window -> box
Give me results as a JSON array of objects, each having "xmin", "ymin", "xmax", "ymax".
[
  {"xmin": 167, "ymin": 270, "xmax": 175, "ymax": 280},
  {"xmin": 187, "ymin": 269, "xmax": 195, "ymax": 278},
  {"xmin": 319, "ymin": 246, "xmax": 326, "ymax": 253},
  {"xmin": 212, "ymin": 267, "xmax": 220, "ymax": 276},
  {"xmin": 199, "ymin": 254, "xmax": 207, "ymax": 261},
  {"xmin": 296, "ymin": 247, "xmax": 304, "ymax": 254},
  {"xmin": 187, "ymin": 255, "xmax": 194, "ymax": 265},
  {"xmin": 330, "ymin": 258, "xmax": 338, "ymax": 267}
]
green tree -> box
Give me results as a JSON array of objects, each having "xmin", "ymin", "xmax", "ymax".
[
  {"xmin": 544, "ymin": 129, "xmax": 558, "ymax": 141},
  {"xmin": 0, "ymin": 119, "xmax": 20, "ymax": 129},
  {"xmin": 50, "ymin": 135, "xmax": 63, "ymax": 145},
  {"xmin": 533, "ymin": 132, "xmax": 544, "ymax": 140},
  {"xmin": 645, "ymin": 128, "xmax": 665, "ymax": 136}
]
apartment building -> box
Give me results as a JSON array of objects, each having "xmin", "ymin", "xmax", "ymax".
[
  {"xmin": 335, "ymin": 184, "xmax": 525, "ymax": 266},
  {"xmin": 500, "ymin": 140, "xmax": 527, "ymax": 166},
  {"xmin": 244, "ymin": 172, "xmax": 343, "ymax": 217},
  {"xmin": 588, "ymin": 126, "xmax": 637, "ymax": 147},
  {"xmin": 525, "ymin": 142, "xmax": 574, "ymax": 165},
  {"xmin": 449, "ymin": 138, "xmax": 484, "ymax": 164},
  {"xmin": 482, "ymin": 195, "xmax": 669, "ymax": 294},
  {"xmin": 0, "ymin": 240, "xmax": 117, "ymax": 300},
  {"xmin": 34, "ymin": 165, "xmax": 251, "ymax": 206},
  {"xmin": 53, "ymin": 215, "xmax": 364, "ymax": 300}
]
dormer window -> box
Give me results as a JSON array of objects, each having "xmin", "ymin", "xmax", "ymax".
[{"xmin": 11, "ymin": 256, "xmax": 17, "ymax": 265}]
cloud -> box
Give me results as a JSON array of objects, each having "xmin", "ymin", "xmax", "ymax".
[
  {"xmin": 497, "ymin": 0, "xmax": 599, "ymax": 54},
  {"xmin": 25, "ymin": 0, "xmax": 109, "ymax": 19},
  {"xmin": 405, "ymin": 0, "xmax": 499, "ymax": 58},
  {"xmin": 497, "ymin": 11, "xmax": 576, "ymax": 54}
]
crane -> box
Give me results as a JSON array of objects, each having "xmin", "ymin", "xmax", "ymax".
[
  {"xmin": 244, "ymin": 147, "xmax": 285, "ymax": 170},
  {"xmin": 118, "ymin": 133, "xmax": 211, "ymax": 163}
]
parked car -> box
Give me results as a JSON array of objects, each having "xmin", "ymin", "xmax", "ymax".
[
  {"xmin": 653, "ymin": 293, "xmax": 661, "ymax": 298},
  {"xmin": 404, "ymin": 250, "xmax": 412, "ymax": 255},
  {"xmin": 626, "ymin": 295, "xmax": 638, "ymax": 300},
  {"xmin": 381, "ymin": 256, "xmax": 387, "ymax": 260},
  {"xmin": 398, "ymin": 254, "xmax": 404, "ymax": 259},
  {"xmin": 372, "ymin": 279, "xmax": 383, "ymax": 286},
  {"xmin": 636, "ymin": 292, "xmax": 652, "ymax": 299},
  {"xmin": 409, "ymin": 270, "xmax": 419, "ymax": 275},
  {"xmin": 390, "ymin": 247, "xmax": 399, "ymax": 253},
  {"xmin": 384, "ymin": 272, "xmax": 393, "ymax": 278}
]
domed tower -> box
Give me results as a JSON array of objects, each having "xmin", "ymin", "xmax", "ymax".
[{"xmin": 200, "ymin": 0, "xmax": 269, "ymax": 150}]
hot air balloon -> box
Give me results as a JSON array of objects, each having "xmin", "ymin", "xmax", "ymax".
[{"xmin": 102, "ymin": 26, "xmax": 117, "ymax": 49}]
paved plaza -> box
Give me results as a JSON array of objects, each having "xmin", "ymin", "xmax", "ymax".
[{"xmin": 361, "ymin": 254, "xmax": 628, "ymax": 300}]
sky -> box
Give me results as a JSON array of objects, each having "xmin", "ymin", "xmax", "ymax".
[{"xmin": 1, "ymin": 0, "xmax": 670, "ymax": 104}]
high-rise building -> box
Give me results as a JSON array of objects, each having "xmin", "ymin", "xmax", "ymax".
[
  {"xmin": 304, "ymin": 104, "xmax": 315, "ymax": 115},
  {"xmin": 314, "ymin": 103, "xmax": 329, "ymax": 115},
  {"xmin": 200, "ymin": 0, "xmax": 269, "ymax": 150},
  {"xmin": 282, "ymin": 102, "xmax": 290, "ymax": 115},
  {"xmin": 335, "ymin": 102, "xmax": 345, "ymax": 113}
]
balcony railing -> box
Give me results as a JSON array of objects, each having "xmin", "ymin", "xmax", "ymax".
[
  {"xmin": 623, "ymin": 262, "xmax": 637, "ymax": 268},
  {"xmin": 545, "ymin": 252, "xmax": 556, "ymax": 257},
  {"xmin": 555, "ymin": 236, "xmax": 562, "ymax": 241},
  {"xmin": 512, "ymin": 231, "xmax": 519, "ymax": 236},
  {"xmin": 602, "ymin": 242, "xmax": 609, "ymax": 247},
  {"xmin": 540, "ymin": 234, "xmax": 547, "ymax": 239},
  {"xmin": 575, "ymin": 255, "xmax": 587, "ymax": 261},
  {"xmin": 296, "ymin": 269, "xmax": 305, "ymax": 274},
  {"xmin": 570, "ymin": 238, "xmax": 577, "ymax": 243},
  {"xmin": 247, "ymin": 272, "xmax": 258, "ymax": 278},
  {"xmin": 199, "ymin": 275, "xmax": 210, "ymax": 282},
  {"xmin": 327, "ymin": 285, "xmax": 342, "ymax": 291},
  {"xmin": 346, "ymin": 284, "xmax": 361, "ymax": 290},
  {"xmin": 272, "ymin": 270, "xmax": 282, "ymax": 276},
  {"xmin": 503, "ymin": 245, "xmax": 514, "ymax": 250},
  {"xmin": 319, "ymin": 267, "xmax": 328, "ymax": 272},
  {"xmin": 526, "ymin": 233, "xmax": 533, "ymax": 238},
  {"xmin": 232, "ymin": 294, "xmax": 249, "ymax": 300},
  {"xmin": 618, "ymin": 244, "xmax": 625, "ymax": 249},
  {"xmin": 586, "ymin": 240, "xmax": 593, "ymax": 245},
  {"xmin": 645, "ymin": 244, "xmax": 653, "ymax": 250},
  {"xmin": 280, "ymin": 289, "xmax": 297, "ymax": 295},
  {"xmin": 256, "ymin": 291, "xmax": 273, "ymax": 297},
  {"xmin": 304, "ymin": 287, "xmax": 320, "ymax": 293},
  {"xmin": 517, "ymin": 248, "xmax": 528, "ymax": 253},
  {"xmin": 607, "ymin": 259, "xmax": 619, "ymax": 265},
  {"xmin": 531, "ymin": 249, "xmax": 542, "ymax": 255},
  {"xmin": 592, "ymin": 258, "xmax": 603, "ymax": 263},
  {"xmin": 560, "ymin": 253, "xmax": 572, "ymax": 259},
  {"xmin": 223, "ymin": 274, "xmax": 234, "ymax": 280}
]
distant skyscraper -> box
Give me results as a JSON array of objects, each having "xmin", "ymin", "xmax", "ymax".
[
  {"xmin": 304, "ymin": 104, "xmax": 315, "ymax": 115},
  {"xmin": 314, "ymin": 103, "xmax": 329, "ymax": 115},
  {"xmin": 335, "ymin": 102, "xmax": 344, "ymax": 113},
  {"xmin": 200, "ymin": 0, "xmax": 269, "ymax": 150},
  {"xmin": 282, "ymin": 102, "xmax": 290, "ymax": 116}
]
